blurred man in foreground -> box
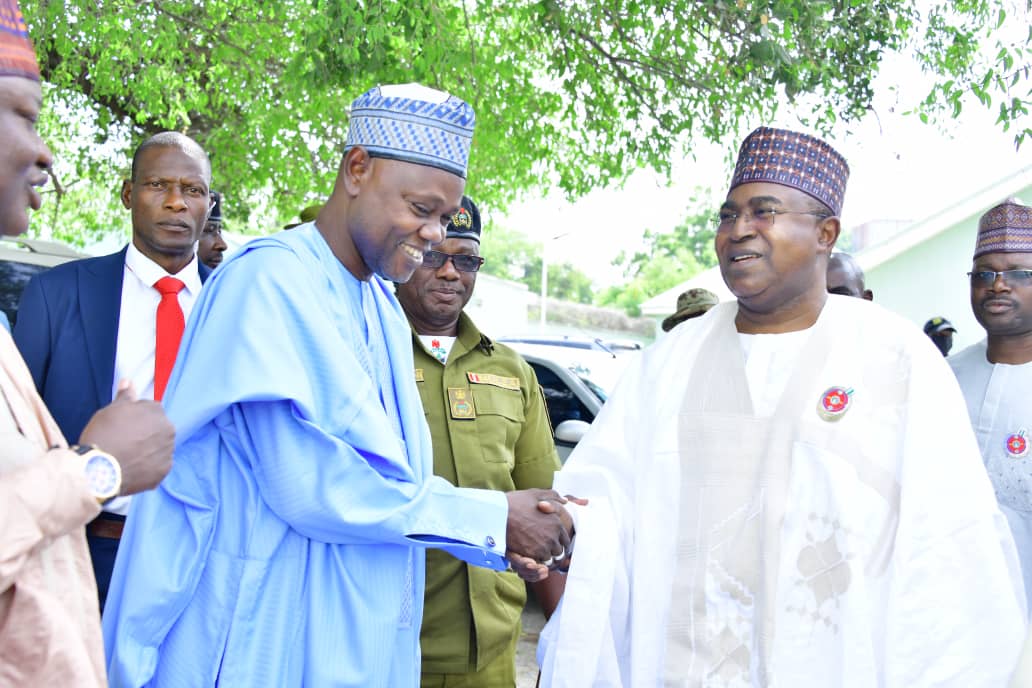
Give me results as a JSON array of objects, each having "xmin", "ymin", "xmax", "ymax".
[{"xmin": 0, "ymin": 3, "xmax": 173, "ymax": 684}]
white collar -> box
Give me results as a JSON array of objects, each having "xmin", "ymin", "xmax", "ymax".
[{"xmin": 125, "ymin": 241, "xmax": 202, "ymax": 294}]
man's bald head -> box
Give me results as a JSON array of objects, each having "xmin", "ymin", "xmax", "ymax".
[
  {"xmin": 827, "ymin": 252, "xmax": 873, "ymax": 301},
  {"xmin": 131, "ymin": 131, "xmax": 211, "ymax": 184}
]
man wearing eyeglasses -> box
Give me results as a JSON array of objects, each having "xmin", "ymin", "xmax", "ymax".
[
  {"xmin": 538, "ymin": 127, "xmax": 1025, "ymax": 686},
  {"xmin": 950, "ymin": 198, "xmax": 1032, "ymax": 614},
  {"xmin": 395, "ymin": 196, "xmax": 564, "ymax": 686}
]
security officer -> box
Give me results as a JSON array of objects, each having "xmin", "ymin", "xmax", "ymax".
[
  {"xmin": 396, "ymin": 196, "xmax": 563, "ymax": 687},
  {"xmin": 924, "ymin": 315, "xmax": 957, "ymax": 356},
  {"xmin": 197, "ymin": 190, "xmax": 228, "ymax": 269}
]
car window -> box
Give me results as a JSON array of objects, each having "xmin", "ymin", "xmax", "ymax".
[
  {"xmin": 578, "ymin": 375, "xmax": 608, "ymax": 403},
  {"xmin": 528, "ymin": 361, "xmax": 595, "ymax": 430},
  {"xmin": 0, "ymin": 260, "xmax": 50, "ymax": 328}
]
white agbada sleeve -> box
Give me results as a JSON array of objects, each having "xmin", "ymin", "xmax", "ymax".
[
  {"xmin": 950, "ymin": 340, "xmax": 1032, "ymax": 617},
  {"xmin": 537, "ymin": 348, "xmax": 657, "ymax": 687},
  {"xmin": 537, "ymin": 311, "xmax": 715, "ymax": 687},
  {"xmin": 865, "ymin": 331, "xmax": 1027, "ymax": 684}
]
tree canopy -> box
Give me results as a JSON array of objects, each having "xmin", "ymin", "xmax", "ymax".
[
  {"xmin": 23, "ymin": 0, "xmax": 1031, "ymax": 247},
  {"xmin": 479, "ymin": 224, "xmax": 595, "ymax": 304}
]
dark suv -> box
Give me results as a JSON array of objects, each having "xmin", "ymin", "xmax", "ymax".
[{"xmin": 0, "ymin": 236, "xmax": 85, "ymax": 328}]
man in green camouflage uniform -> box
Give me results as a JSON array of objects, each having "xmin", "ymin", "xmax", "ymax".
[{"xmin": 397, "ymin": 196, "xmax": 563, "ymax": 687}]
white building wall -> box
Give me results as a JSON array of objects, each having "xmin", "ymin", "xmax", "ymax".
[
  {"xmin": 866, "ymin": 220, "xmax": 981, "ymax": 350},
  {"xmin": 865, "ymin": 180, "xmax": 1032, "ymax": 352}
]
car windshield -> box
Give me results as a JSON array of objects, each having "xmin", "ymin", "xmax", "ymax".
[{"xmin": 506, "ymin": 339, "xmax": 641, "ymax": 411}]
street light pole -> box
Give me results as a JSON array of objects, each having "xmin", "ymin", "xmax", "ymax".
[
  {"xmin": 540, "ymin": 240, "xmax": 548, "ymax": 329},
  {"xmin": 540, "ymin": 229, "xmax": 570, "ymax": 330}
]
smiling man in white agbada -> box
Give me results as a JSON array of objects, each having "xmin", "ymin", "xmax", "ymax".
[{"xmin": 538, "ymin": 127, "xmax": 1027, "ymax": 687}]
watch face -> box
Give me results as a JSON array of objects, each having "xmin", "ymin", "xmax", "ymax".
[{"xmin": 85, "ymin": 453, "xmax": 119, "ymax": 498}]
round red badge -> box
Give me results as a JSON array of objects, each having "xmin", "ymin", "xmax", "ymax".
[
  {"xmin": 817, "ymin": 386, "xmax": 853, "ymax": 422},
  {"xmin": 1006, "ymin": 432, "xmax": 1029, "ymax": 459}
]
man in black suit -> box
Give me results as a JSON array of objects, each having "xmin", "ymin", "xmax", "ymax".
[{"xmin": 14, "ymin": 131, "xmax": 214, "ymax": 608}]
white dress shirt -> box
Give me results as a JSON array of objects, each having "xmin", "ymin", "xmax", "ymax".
[
  {"xmin": 738, "ymin": 327, "xmax": 813, "ymax": 417},
  {"xmin": 417, "ymin": 334, "xmax": 456, "ymax": 364},
  {"xmin": 105, "ymin": 243, "xmax": 201, "ymax": 515}
]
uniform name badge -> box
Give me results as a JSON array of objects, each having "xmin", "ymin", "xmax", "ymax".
[
  {"xmin": 448, "ymin": 387, "xmax": 476, "ymax": 419},
  {"xmin": 817, "ymin": 385, "xmax": 853, "ymax": 422},
  {"xmin": 467, "ymin": 372, "xmax": 521, "ymax": 391},
  {"xmin": 1006, "ymin": 430, "xmax": 1029, "ymax": 459}
]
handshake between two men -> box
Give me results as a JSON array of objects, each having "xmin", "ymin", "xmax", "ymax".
[{"xmin": 504, "ymin": 489, "xmax": 585, "ymax": 583}]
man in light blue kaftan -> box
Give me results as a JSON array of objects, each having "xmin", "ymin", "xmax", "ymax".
[{"xmin": 102, "ymin": 84, "xmax": 572, "ymax": 688}]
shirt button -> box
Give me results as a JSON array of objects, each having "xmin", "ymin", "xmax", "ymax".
[{"xmin": 486, "ymin": 536, "xmax": 496, "ymax": 548}]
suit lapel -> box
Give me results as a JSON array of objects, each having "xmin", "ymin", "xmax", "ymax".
[{"xmin": 80, "ymin": 247, "xmax": 127, "ymax": 408}]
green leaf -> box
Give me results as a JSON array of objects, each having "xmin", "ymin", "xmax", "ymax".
[{"xmin": 18, "ymin": 0, "xmax": 1032, "ymax": 244}]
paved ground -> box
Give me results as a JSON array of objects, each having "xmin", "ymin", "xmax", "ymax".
[{"xmin": 516, "ymin": 598, "xmax": 546, "ymax": 687}]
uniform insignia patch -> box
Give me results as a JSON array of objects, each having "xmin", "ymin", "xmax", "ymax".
[
  {"xmin": 414, "ymin": 368, "xmax": 424, "ymax": 382},
  {"xmin": 817, "ymin": 386, "xmax": 853, "ymax": 422},
  {"xmin": 451, "ymin": 207, "xmax": 473, "ymax": 229},
  {"xmin": 448, "ymin": 387, "xmax": 476, "ymax": 419},
  {"xmin": 1006, "ymin": 430, "xmax": 1029, "ymax": 458},
  {"xmin": 467, "ymin": 372, "xmax": 521, "ymax": 391},
  {"xmin": 428, "ymin": 339, "xmax": 448, "ymax": 364}
]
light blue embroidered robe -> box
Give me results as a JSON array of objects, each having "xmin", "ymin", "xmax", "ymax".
[{"xmin": 102, "ymin": 224, "xmax": 508, "ymax": 687}]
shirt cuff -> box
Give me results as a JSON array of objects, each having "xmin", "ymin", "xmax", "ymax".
[{"xmin": 406, "ymin": 485, "xmax": 508, "ymax": 570}]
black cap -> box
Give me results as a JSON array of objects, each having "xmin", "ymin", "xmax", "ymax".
[
  {"xmin": 209, "ymin": 190, "xmax": 223, "ymax": 222},
  {"xmin": 923, "ymin": 317, "xmax": 956, "ymax": 335},
  {"xmin": 446, "ymin": 196, "xmax": 481, "ymax": 242}
]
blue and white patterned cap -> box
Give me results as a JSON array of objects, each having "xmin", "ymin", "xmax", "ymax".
[{"xmin": 344, "ymin": 83, "xmax": 475, "ymax": 179}]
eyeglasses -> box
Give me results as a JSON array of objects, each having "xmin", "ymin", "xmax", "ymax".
[
  {"xmin": 717, "ymin": 207, "xmax": 829, "ymax": 230},
  {"xmin": 422, "ymin": 250, "xmax": 485, "ymax": 273},
  {"xmin": 968, "ymin": 269, "xmax": 1032, "ymax": 287}
]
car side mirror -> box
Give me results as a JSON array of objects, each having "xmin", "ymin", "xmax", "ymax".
[{"xmin": 555, "ymin": 419, "xmax": 591, "ymax": 444}]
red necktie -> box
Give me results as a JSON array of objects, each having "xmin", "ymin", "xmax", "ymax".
[{"xmin": 153, "ymin": 276, "xmax": 186, "ymax": 401}]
